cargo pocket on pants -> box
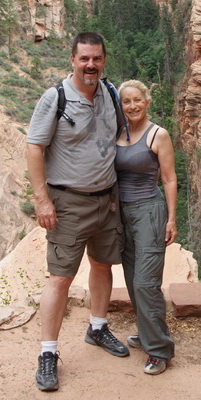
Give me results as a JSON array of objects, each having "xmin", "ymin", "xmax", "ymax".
[
  {"xmin": 116, "ymin": 224, "xmax": 125, "ymax": 253},
  {"xmin": 47, "ymin": 233, "xmax": 76, "ymax": 267},
  {"xmin": 141, "ymin": 246, "xmax": 165, "ymax": 286}
]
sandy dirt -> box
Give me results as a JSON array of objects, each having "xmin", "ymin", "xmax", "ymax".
[{"xmin": 1, "ymin": 305, "xmax": 201, "ymax": 400}]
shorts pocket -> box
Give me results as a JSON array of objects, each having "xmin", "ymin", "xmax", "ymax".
[
  {"xmin": 116, "ymin": 224, "xmax": 125, "ymax": 252},
  {"xmin": 47, "ymin": 233, "xmax": 76, "ymax": 267}
]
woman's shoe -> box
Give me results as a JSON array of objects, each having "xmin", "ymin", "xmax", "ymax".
[
  {"xmin": 127, "ymin": 335, "xmax": 142, "ymax": 349},
  {"xmin": 144, "ymin": 356, "xmax": 167, "ymax": 375}
]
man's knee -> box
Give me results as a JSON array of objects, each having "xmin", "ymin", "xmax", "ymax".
[
  {"xmin": 88, "ymin": 255, "xmax": 112, "ymax": 269},
  {"xmin": 48, "ymin": 273, "xmax": 74, "ymax": 291}
]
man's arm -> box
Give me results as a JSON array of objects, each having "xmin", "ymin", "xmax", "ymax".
[{"xmin": 26, "ymin": 143, "xmax": 57, "ymax": 230}]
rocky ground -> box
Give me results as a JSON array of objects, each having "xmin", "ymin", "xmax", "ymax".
[{"xmin": 1, "ymin": 305, "xmax": 201, "ymax": 400}]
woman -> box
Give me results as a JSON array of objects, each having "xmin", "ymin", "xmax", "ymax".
[{"xmin": 115, "ymin": 80, "xmax": 178, "ymax": 375}]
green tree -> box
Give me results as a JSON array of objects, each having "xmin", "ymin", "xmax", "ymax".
[
  {"xmin": 0, "ymin": 0, "xmax": 19, "ymax": 56},
  {"xmin": 91, "ymin": 0, "xmax": 115, "ymax": 41},
  {"xmin": 174, "ymin": 150, "xmax": 189, "ymax": 248},
  {"xmin": 64, "ymin": 0, "xmax": 78, "ymax": 36},
  {"xmin": 112, "ymin": 0, "xmax": 159, "ymax": 34},
  {"xmin": 76, "ymin": 0, "xmax": 90, "ymax": 32},
  {"xmin": 104, "ymin": 32, "xmax": 131, "ymax": 85},
  {"xmin": 160, "ymin": 5, "xmax": 175, "ymax": 84}
]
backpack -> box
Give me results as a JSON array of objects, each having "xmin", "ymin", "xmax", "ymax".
[{"xmin": 55, "ymin": 78, "xmax": 130, "ymax": 141}]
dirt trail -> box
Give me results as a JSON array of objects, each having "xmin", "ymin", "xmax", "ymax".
[{"xmin": 1, "ymin": 305, "xmax": 201, "ymax": 400}]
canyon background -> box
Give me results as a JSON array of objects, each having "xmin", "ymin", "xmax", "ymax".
[{"xmin": 0, "ymin": 1, "xmax": 201, "ymax": 399}]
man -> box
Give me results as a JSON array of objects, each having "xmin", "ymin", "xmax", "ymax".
[{"xmin": 26, "ymin": 32, "xmax": 129, "ymax": 392}]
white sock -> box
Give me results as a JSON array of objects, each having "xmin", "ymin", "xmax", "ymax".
[
  {"xmin": 41, "ymin": 340, "xmax": 58, "ymax": 355},
  {"xmin": 90, "ymin": 315, "xmax": 108, "ymax": 330}
]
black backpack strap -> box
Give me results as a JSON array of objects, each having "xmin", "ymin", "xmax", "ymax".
[
  {"xmin": 55, "ymin": 83, "xmax": 75, "ymax": 126},
  {"xmin": 101, "ymin": 77, "xmax": 130, "ymax": 142},
  {"xmin": 55, "ymin": 83, "xmax": 66, "ymax": 120}
]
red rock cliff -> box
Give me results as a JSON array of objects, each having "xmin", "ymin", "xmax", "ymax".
[{"xmin": 178, "ymin": 0, "xmax": 201, "ymax": 199}]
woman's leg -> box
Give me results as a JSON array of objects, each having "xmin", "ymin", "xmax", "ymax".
[{"xmin": 122, "ymin": 199, "xmax": 174, "ymax": 360}]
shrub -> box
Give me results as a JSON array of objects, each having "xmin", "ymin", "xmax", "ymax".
[
  {"xmin": 0, "ymin": 86, "xmax": 18, "ymax": 98},
  {"xmin": 19, "ymin": 229, "xmax": 26, "ymax": 240},
  {"xmin": 21, "ymin": 200, "xmax": 35, "ymax": 215}
]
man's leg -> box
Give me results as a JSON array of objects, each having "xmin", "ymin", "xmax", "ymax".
[
  {"xmin": 40, "ymin": 274, "xmax": 74, "ymax": 340},
  {"xmin": 88, "ymin": 256, "xmax": 112, "ymax": 317},
  {"xmin": 36, "ymin": 273, "xmax": 74, "ymax": 391},
  {"xmin": 85, "ymin": 256, "xmax": 129, "ymax": 357}
]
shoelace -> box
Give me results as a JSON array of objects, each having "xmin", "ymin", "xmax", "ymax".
[
  {"xmin": 40, "ymin": 352, "xmax": 62, "ymax": 375},
  {"xmin": 98, "ymin": 326, "xmax": 119, "ymax": 344},
  {"xmin": 147, "ymin": 356, "xmax": 161, "ymax": 365}
]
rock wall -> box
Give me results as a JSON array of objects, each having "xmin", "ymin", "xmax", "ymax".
[
  {"xmin": 15, "ymin": 0, "xmax": 92, "ymax": 42},
  {"xmin": 178, "ymin": 0, "xmax": 201, "ymax": 199},
  {"xmin": 154, "ymin": 0, "xmax": 186, "ymax": 11},
  {"xmin": 16, "ymin": 0, "xmax": 66, "ymax": 41},
  {"xmin": 0, "ymin": 108, "xmax": 36, "ymax": 259}
]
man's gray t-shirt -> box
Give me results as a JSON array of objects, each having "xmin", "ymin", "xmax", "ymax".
[{"xmin": 27, "ymin": 75, "xmax": 117, "ymax": 192}]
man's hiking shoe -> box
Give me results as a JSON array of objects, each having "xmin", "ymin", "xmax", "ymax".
[
  {"xmin": 36, "ymin": 351, "xmax": 59, "ymax": 391},
  {"xmin": 85, "ymin": 323, "xmax": 129, "ymax": 357},
  {"xmin": 144, "ymin": 356, "xmax": 166, "ymax": 375},
  {"xmin": 127, "ymin": 335, "xmax": 142, "ymax": 349}
]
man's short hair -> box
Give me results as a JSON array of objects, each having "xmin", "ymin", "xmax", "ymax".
[{"xmin": 71, "ymin": 32, "xmax": 106, "ymax": 56}]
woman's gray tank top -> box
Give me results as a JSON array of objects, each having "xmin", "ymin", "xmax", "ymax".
[{"xmin": 115, "ymin": 123, "xmax": 162, "ymax": 202}]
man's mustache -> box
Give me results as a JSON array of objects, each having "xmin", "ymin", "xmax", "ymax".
[{"xmin": 84, "ymin": 68, "xmax": 98, "ymax": 74}]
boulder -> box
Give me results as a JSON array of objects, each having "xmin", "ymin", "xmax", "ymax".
[
  {"xmin": 0, "ymin": 227, "xmax": 199, "ymax": 328},
  {"xmin": 0, "ymin": 304, "xmax": 36, "ymax": 330},
  {"xmin": 162, "ymin": 243, "xmax": 198, "ymax": 310},
  {"xmin": 169, "ymin": 282, "xmax": 201, "ymax": 317}
]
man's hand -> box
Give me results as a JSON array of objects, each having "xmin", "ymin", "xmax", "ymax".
[
  {"xmin": 35, "ymin": 197, "xmax": 58, "ymax": 230},
  {"xmin": 26, "ymin": 143, "xmax": 58, "ymax": 230}
]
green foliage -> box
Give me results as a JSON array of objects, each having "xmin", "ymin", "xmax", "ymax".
[
  {"xmin": 174, "ymin": 150, "xmax": 189, "ymax": 247},
  {"xmin": 18, "ymin": 38, "xmax": 71, "ymax": 71},
  {"xmin": 10, "ymin": 54, "xmax": 20, "ymax": 64},
  {"xmin": 183, "ymin": 0, "xmax": 192, "ymax": 12},
  {"xmin": 21, "ymin": 200, "xmax": 35, "ymax": 216},
  {"xmin": 26, "ymin": 185, "xmax": 34, "ymax": 196},
  {"xmin": 0, "ymin": 275, "xmax": 12, "ymax": 306},
  {"xmin": 77, "ymin": 0, "xmax": 90, "ymax": 32},
  {"xmin": 171, "ymin": 0, "xmax": 178, "ymax": 11},
  {"xmin": 64, "ymin": 0, "xmax": 78, "ymax": 38},
  {"xmin": 17, "ymin": 126, "xmax": 26, "ymax": 135},
  {"xmin": 29, "ymin": 56, "xmax": 43, "ymax": 79},
  {"xmin": 3, "ymin": 94, "xmax": 40, "ymax": 123},
  {"xmin": 90, "ymin": 0, "xmax": 115, "ymax": 41},
  {"xmin": 35, "ymin": 2, "xmax": 46, "ymax": 19},
  {"xmin": 196, "ymin": 146, "xmax": 201, "ymax": 162},
  {"xmin": 0, "ymin": 58, "xmax": 13, "ymax": 71},
  {"xmin": 0, "ymin": 0, "xmax": 20, "ymax": 54},
  {"xmin": 149, "ymin": 82, "xmax": 174, "ymax": 130},
  {"xmin": 104, "ymin": 32, "xmax": 132, "ymax": 85},
  {"xmin": 24, "ymin": 170, "xmax": 29, "ymax": 180},
  {"xmin": 112, "ymin": 0, "xmax": 159, "ymax": 35},
  {"xmin": 3, "ymin": 71, "xmax": 36, "ymax": 88},
  {"xmin": 186, "ymin": 184, "xmax": 201, "ymax": 278},
  {"xmin": 0, "ymin": 85, "xmax": 18, "ymax": 98},
  {"xmin": 19, "ymin": 229, "xmax": 26, "ymax": 240}
]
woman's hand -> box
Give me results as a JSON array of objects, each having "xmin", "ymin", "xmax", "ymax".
[{"xmin": 165, "ymin": 221, "xmax": 178, "ymax": 246}]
